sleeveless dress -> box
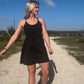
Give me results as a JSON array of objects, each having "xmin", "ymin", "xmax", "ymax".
[{"xmin": 20, "ymin": 18, "xmax": 49, "ymax": 65}]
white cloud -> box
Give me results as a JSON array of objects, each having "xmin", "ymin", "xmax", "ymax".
[
  {"xmin": 42, "ymin": 0, "xmax": 56, "ymax": 7},
  {"xmin": 1, "ymin": 0, "xmax": 12, "ymax": 2},
  {"xmin": 0, "ymin": 16, "xmax": 8, "ymax": 20}
]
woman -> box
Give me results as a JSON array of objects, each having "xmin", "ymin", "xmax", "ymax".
[{"xmin": 0, "ymin": 0, "xmax": 53, "ymax": 84}]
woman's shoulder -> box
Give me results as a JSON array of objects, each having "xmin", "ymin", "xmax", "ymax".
[
  {"xmin": 19, "ymin": 19, "xmax": 26, "ymax": 24},
  {"xmin": 38, "ymin": 18, "xmax": 45, "ymax": 21},
  {"xmin": 38, "ymin": 18, "xmax": 45, "ymax": 24},
  {"xmin": 18, "ymin": 19, "xmax": 26, "ymax": 28}
]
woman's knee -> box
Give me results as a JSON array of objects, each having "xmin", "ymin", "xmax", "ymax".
[
  {"xmin": 29, "ymin": 71, "xmax": 35, "ymax": 77},
  {"xmin": 42, "ymin": 70, "xmax": 49, "ymax": 77},
  {"xmin": 40, "ymin": 62, "xmax": 49, "ymax": 77},
  {"xmin": 27, "ymin": 64, "xmax": 36, "ymax": 77}
]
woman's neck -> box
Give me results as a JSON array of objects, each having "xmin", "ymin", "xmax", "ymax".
[{"xmin": 29, "ymin": 14, "xmax": 36, "ymax": 20}]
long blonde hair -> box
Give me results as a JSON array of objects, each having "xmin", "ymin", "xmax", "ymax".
[{"xmin": 24, "ymin": 1, "xmax": 39, "ymax": 19}]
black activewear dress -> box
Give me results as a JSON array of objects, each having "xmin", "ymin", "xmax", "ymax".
[{"xmin": 20, "ymin": 18, "xmax": 49, "ymax": 65}]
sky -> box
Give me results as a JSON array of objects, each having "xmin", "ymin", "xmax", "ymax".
[{"xmin": 0, "ymin": 0, "xmax": 84, "ymax": 31}]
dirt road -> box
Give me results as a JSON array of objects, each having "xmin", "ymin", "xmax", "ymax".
[{"xmin": 0, "ymin": 38, "xmax": 84, "ymax": 84}]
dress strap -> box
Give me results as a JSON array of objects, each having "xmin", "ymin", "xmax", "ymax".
[
  {"xmin": 37, "ymin": 18, "xmax": 40, "ymax": 23},
  {"xmin": 37, "ymin": 17, "xmax": 39, "ymax": 21},
  {"xmin": 23, "ymin": 19, "xmax": 27, "ymax": 28},
  {"xmin": 25, "ymin": 19, "xmax": 27, "ymax": 23}
]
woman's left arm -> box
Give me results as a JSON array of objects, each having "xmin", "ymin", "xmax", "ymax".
[{"xmin": 39, "ymin": 18, "xmax": 53, "ymax": 54}]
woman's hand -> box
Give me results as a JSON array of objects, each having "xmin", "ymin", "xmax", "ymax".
[
  {"xmin": 49, "ymin": 47, "xmax": 54, "ymax": 55},
  {"xmin": 0, "ymin": 49, "xmax": 7, "ymax": 57}
]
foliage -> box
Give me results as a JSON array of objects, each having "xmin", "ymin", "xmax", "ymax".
[
  {"xmin": 47, "ymin": 30, "xmax": 84, "ymax": 37},
  {"xmin": 0, "ymin": 25, "xmax": 22, "ymax": 41}
]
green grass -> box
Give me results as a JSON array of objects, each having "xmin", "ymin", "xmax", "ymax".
[
  {"xmin": 0, "ymin": 36, "xmax": 25, "ymax": 61},
  {"xmin": 53, "ymin": 37, "xmax": 84, "ymax": 65}
]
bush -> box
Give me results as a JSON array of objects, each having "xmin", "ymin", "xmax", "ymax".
[{"xmin": 0, "ymin": 25, "xmax": 22, "ymax": 41}]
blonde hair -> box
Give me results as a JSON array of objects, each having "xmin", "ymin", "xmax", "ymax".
[{"xmin": 24, "ymin": 1, "xmax": 39, "ymax": 19}]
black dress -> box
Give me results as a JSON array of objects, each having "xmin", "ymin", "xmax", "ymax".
[{"xmin": 20, "ymin": 18, "xmax": 49, "ymax": 65}]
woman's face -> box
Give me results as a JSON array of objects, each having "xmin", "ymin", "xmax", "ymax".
[{"xmin": 32, "ymin": 4, "xmax": 39, "ymax": 15}]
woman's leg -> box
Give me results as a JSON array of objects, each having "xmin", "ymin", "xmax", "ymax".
[
  {"xmin": 27, "ymin": 64, "xmax": 36, "ymax": 84},
  {"xmin": 39, "ymin": 62, "xmax": 49, "ymax": 84}
]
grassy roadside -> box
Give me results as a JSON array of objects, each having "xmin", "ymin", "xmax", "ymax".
[
  {"xmin": 0, "ymin": 36, "xmax": 25, "ymax": 61},
  {"xmin": 53, "ymin": 37, "xmax": 84, "ymax": 65}
]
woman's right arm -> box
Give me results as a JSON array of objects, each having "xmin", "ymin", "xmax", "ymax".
[
  {"xmin": 0, "ymin": 20, "xmax": 25, "ymax": 56},
  {"xmin": 4, "ymin": 20, "xmax": 24, "ymax": 49}
]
